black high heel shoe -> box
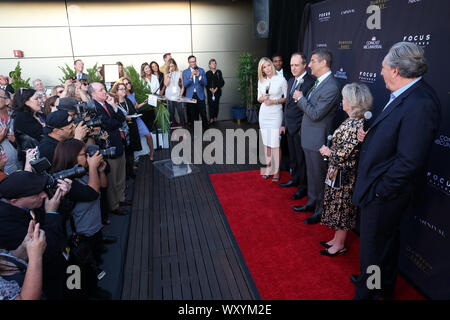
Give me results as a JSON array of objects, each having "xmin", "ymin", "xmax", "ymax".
[
  {"xmin": 320, "ymin": 247, "xmax": 347, "ymax": 257},
  {"xmin": 320, "ymin": 241, "xmax": 332, "ymax": 249}
]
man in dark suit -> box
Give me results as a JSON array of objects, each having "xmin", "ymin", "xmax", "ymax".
[
  {"xmin": 292, "ymin": 49, "xmax": 340, "ymax": 224},
  {"xmin": 279, "ymin": 52, "xmax": 315, "ymax": 200},
  {"xmin": 352, "ymin": 42, "xmax": 441, "ymax": 300},
  {"xmin": 182, "ymin": 55, "xmax": 208, "ymax": 129},
  {"xmin": 88, "ymin": 82, "xmax": 128, "ymax": 216}
]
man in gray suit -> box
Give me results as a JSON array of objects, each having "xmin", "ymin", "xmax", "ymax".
[{"xmin": 292, "ymin": 50, "xmax": 340, "ymax": 224}]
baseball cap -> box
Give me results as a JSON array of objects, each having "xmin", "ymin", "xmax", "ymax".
[
  {"xmin": 43, "ymin": 110, "xmax": 73, "ymax": 134},
  {"xmin": 0, "ymin": 171, "xmax": 48, "ymax": 199}
]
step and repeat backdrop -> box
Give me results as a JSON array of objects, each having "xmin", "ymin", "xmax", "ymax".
[{"xmin": 303, "ymin": 0, "xmax": 449, "ymax": 299}]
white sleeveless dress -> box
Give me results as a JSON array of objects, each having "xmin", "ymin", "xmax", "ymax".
[{"xmin": 258, "ymin": 75, "xmax": 287, "ymax": 148}]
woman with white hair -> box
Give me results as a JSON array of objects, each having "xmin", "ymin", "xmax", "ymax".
[
  {"xmin": 257, "ymin": 57, "xmax": 287, "ymax": 182},
  {"xmin": 318, "ymin": 82, "xmax": 373, "ymax": 256}
]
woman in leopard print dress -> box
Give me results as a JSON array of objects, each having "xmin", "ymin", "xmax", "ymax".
[{"xmin": 318, "ymin": 83, "xmax": 373, "ymax": 256}]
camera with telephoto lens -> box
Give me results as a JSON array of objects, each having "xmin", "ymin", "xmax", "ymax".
[
  {"xmin": 73, "ymin": 102, "xmax": 97, "ymax": 117},
  {"xmin": 73, "ymin": 117, "xmax": 102, "ymax": 129},
  {"xmin": 86, "ymin": 144, "xmax": 116, "ymax": 159},
  {"xmin": 30, "ymin": 157, "xmax": 86, "ymax": 197}
]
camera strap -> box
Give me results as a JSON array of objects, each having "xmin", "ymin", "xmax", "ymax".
[{"xmin": 68, "ymin": 211, "xmax": 78, "ymax": 238}]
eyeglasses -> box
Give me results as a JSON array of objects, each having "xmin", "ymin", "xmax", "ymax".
[
  {"xmin": 117, "ymin": 88, "xmax": 126, "ymax": 91},
  {"xmin": 123, "ymin": 82, "xmax": 130, "ymax": 85}
]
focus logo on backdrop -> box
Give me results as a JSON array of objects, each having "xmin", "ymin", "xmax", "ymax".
[
  {"xmin": 359, "ymin": 71, "xmax": 377, "ymax": 84},
  {"xmin": 402, "ymin": 34, "xmax": 431, "ymax": 47},
  {"xmin": 427, "ymin": 172, "xmax": 450, "ymax": 196},
  {"xmin": 334, "ymin": 68, "xmax": 348, "ymax": 80},
  {"xmin": 364, "ymin": 36, "xmax": 383, "ymax": 50},
  {"xmin": 318, "ymin": 11, "xmax": 331, "ymax": 22}
]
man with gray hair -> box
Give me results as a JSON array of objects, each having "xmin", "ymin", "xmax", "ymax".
[{"xmin": 352, "ymin": 42, "xmax": 441, "ymax": 299}]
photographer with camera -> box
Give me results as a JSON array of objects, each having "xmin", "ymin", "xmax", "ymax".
[
  {"xmin": 37, "ymin": 110, "xmax": 89, "ymax": 166},
  {"xmin": 88, "ymin": 82, "xmax": 128, "ymax": 216},
  {"xmin": 0, "ymin": 171, "xmax": 72, "ymax": 299},
  {"xmin": 51, "ymin": 139, "xmax": 111, "ymax": 299}
]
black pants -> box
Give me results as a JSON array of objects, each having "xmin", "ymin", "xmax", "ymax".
[
  {"xmin": 354, "ymin": 193, "xmax": 411, "ymax": 300},
  {"xmin": 207, "ymin": 93, "xmax": 220, "ymax": 119},
  {"xmin": 189, "ymin": 93, "xmax": 208, "ymax": 129},
  {"xmin": 303, "ymin": 148, "xmax": 328, "ymax": 215},
  {"xmin": 286, "ymin": 129, "xmax": 307, "ymax": 188}
]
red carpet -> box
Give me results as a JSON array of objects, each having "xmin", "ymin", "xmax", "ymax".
[{"xmin": 210, "ymin": 170, "xmax": 424, "ymax": 300}]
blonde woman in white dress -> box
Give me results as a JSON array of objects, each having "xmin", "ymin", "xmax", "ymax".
[{"xmin": 257, "ymin": 57, "xmax": 287, "ymax": 182}]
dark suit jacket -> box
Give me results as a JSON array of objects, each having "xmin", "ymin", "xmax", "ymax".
[
  {"xmin": 297, "ymin": 73, "xmax": 340, "ymax": 151},
  {"xmin": 282, "ymin": 73, "xmax": 315, "ymax": 134},
  {"xmin": 353, "ymin": 79, "xmax": 441, "ymax": 207},
  {"xmin": 94, "ymin": 99, "xmax": 126, "ymax": 158}
]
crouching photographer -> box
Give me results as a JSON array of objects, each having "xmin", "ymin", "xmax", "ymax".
[
  {"xmin": 0, "ymin": 171, "xmax": 72, "ymax": 299},
  {"xmin": 51, "ymin": 139, "xmax": 111, "ymax": 299}
]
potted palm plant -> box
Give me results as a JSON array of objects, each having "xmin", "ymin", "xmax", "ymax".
[
  {"xmin": 236, "ymin": 53, "xmax": 259, "ymax": 123},
  {"xmin": 59, "ymin": 62, "xmax": 103, "ymax": 84},
  {"xmin": 10, "ymin": 62, "xmax": 32, "ymax": 91}
]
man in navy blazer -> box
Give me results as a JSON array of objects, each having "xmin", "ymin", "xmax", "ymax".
[
  {"xmin": 352, "ymin": 42, "xmax": 441, "ymax": 300},
  {"xmin": 182, "ymin": 55, "xmax": 208, "ymax": 129}
]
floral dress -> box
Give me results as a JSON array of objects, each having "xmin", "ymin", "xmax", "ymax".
[{"xmin": 321, "ymin": 118, "xmax": 363, "ymax": 231}]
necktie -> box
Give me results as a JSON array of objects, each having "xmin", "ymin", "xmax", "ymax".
[
  {"xmin": 307, "ymin": 80, "xmax": 319, "ymax": 99},
  {"xmin": 290, "ymin": 79, "xmax": 298, "ymax": 95}
]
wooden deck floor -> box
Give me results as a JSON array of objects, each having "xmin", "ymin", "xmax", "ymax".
[{"xmin": 121, "ymin": 121, "xmax": 262, "ymax": 300}]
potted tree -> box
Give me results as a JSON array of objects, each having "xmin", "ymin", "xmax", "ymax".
[{"xmin": 236, "ymin": 53, "xmax": 259, "ymax": 123}]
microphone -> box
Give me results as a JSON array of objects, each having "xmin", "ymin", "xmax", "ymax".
[
  {"xmin": 295, "ymin": 78, "xmax": 304, "ymax": 91},
  {"xmin": 323, "ymin": 134, "xmax": 333, "ymax": 161},
  {"xmin": 265, "ymin": 86, "xmax": 270, "ymax": 94},
  {"xmin": 294, "ymin": 78, "xmax": 304, "ymax": 102},
  {"xmin": 363, "ymin": 111, "xmax": 373, "ymax": 131}
]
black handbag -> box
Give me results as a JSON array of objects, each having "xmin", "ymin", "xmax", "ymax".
[{"xmin": 67, "ymin": 214, "xmax": 97, "ymax": 269}]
